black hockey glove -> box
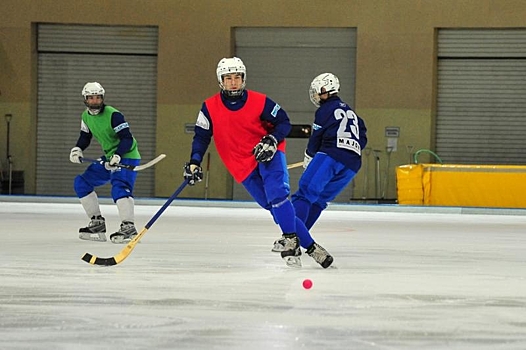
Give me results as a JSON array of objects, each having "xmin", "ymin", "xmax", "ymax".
[
  {"xmin": 183, "ymin": 160, "xmax": 203, "ymax": 186},
  {"xmin": 253, "ymin": 135, "xmax": 278, "ymax": 162}
]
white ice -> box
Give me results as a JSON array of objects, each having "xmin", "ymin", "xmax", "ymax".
[{"xmin": 1, "ymin": 198, "xmax": 525, "ymax": 350}]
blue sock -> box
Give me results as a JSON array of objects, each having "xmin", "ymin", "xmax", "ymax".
[
  {"xmin": 295, "ymin": 216, "xmax": 314, "ymax": 249},
  {"xmin": 272, "ymin": 199, "xmax": 296, "ymax": 234},
  {"xmin": 305, "ymin": 203, "xmax": 324, "ymax": 230},
  {"xmin": 292, "ymin": 197, "xmax": 310, "ymax": 224}
]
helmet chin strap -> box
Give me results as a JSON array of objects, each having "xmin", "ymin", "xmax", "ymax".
[{"xmin": 222, "ymin": 89, "xmax": 244, "ymax": 98}]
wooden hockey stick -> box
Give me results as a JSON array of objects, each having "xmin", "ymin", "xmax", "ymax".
[
  {"xmin": 287, "ymin": 161, "xmax": 303, "ymax": 169},
  {"xmin": 81, "ymin": 179, "xmax": 189, "ymax": 266},
  {"xmin": 81, "ymin": 154, "xmax": 166, "ymax": 171}
]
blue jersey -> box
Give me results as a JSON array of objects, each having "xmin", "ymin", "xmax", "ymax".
[{"xmin": 306, "ymin": 96, "xmax": 367, "ymax": 172}]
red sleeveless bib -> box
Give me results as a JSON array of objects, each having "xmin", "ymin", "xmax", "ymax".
[{"xmin": 205, "ymin": 90, "xmax": 286, "ymax": 182}]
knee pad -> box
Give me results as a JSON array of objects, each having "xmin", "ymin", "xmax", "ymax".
[
  {"xmin": 74, "ymin": 175, "xmax": 93, "ymax": 198},
  {"xmin": 270, "ymin": 196, "xmax": 289, "ymax": 209},
  {"xmin": 111, "ymin": 183, "xmax": 133, "ymax": 202}
]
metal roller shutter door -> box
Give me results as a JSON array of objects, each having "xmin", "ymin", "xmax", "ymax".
[
  {"xmin": 436, "ymin": 29, "xmax": 526, "ymax": 164},
  {"xmin": 37, "ymin": 24, "xmax": 158, "ymax": 197},
  {"xmin": 234, "ymin": 27, "xmax": 357, "ymax": 202}
]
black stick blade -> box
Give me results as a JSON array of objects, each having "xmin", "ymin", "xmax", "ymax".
[{"xmin": 81, "ymin": 253, "xmax": 117, "ymax": 266}]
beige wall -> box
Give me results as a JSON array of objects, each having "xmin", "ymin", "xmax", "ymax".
[{"xmin": 2, "ymin": 0, "xmax": 526, "ymax": 199}]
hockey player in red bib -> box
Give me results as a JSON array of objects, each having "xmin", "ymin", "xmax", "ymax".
[{"xmin": 183, "ymin": 57, "xmax": 333, "ymax": 268}]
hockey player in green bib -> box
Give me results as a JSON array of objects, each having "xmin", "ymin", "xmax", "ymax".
[{"xmin": 69, "ymin": 82, "xmax": 141, "ymax": 244}]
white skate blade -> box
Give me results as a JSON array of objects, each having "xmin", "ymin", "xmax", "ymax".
[
  {"xmin": 283, "ymin": 256, "xmax": 302, "ymax": 268},
  {"xmin": 110, "ymin": 235, "xmax": 129, "ymax": 244},
  {"xmin": 79, "ymin": 232, "xmax": 107, "ymax": 242},
  {"xmin": 110, "ymin": 234, "xmax": 139, "ymax": 244}
]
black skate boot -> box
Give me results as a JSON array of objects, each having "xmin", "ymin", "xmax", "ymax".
[
  {"xmin": 78, "ymin": 215, "xmax": 107, "ymax": 242},
  {"xmin": 306, "ymin": 242, "xmax": 334, "ymax": 269},
  {"xmin": 280, "ymin": 233, "xmax": 302, "ymax": 268},
  {"xmin": 110, "ymin": 221, "xmax": 138, "ymax": 244},
  {"xmin": 271, "ymin": 236, "xmax": 286, "ymax": 252}
]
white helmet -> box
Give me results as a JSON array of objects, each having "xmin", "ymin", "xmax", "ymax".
[
  {"xmin": 82, "ymin": 82, "xmax": 105, "ymax": 98},
  {"xmin": 216, "ymin": 57, "xmax": 246, "ymax": 97},
  {"xmin": 309, "ymin": 73, "xmax": 340, "ymax": 107},
  {"xmin": 82, "ymin": 82, "xmax": 105, "ymax": 114}
]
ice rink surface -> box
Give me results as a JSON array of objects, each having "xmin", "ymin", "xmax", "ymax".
[{"xmin": 1, "ymin": 198, "xmax": 525, "ymax": 350}]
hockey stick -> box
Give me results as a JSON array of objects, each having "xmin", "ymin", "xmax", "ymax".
[
  {"xmin": 81, "ymin": 154, "xmax": 166, "ymax": 171},
  {"xmin": 287, "ymin": 161, "xmax": 303, "ymax": 169},
  {"xmin": 204, "ymin": 152, "xmax": 211, "ymax": 200},
  {"xmin": 81, "ymin": 179, "xmax": 189, "ymax": 266}
]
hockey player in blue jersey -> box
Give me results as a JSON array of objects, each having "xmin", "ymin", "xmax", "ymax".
[{"xmin": 273, "ymin": 73, "xmax": 367, "ymax": 252}]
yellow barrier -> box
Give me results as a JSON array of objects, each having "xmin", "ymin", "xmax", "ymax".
[
  {"xmin": 396, "ymin": 164, "xmax": 424, "ymax": 205},
  {"xmin": 396, "ymin": 164, "xmax": 526, "ymax": 208}
]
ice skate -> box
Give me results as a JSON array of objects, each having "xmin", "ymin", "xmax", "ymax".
[
  {"xmin": 271, "ymin": 237, "xmax": 286, "ymax": 252},
  {"xmin": 78, "ymin": 215, "xmax": 107, "ymax": 242},
  {"xmin": 280, "ymin": 233, "xmax": 302, "ymax": 268},
  {"xmin": 306, "ymin": 242, "xmax": 334, "ymax": 269},
  {"xmin": 110, "ymin": 221, "xmax": 138, "ymax": 244}
]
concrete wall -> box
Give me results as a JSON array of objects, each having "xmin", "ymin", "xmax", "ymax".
[{"xmin": 2, "ymin": 0, "xmax": 526, "ymax": 199}]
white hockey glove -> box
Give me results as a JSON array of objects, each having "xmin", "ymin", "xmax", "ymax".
[
  {"xmin": 184, "ymin": 161, "xmax": 203, "ymax": 186},
  {"xmin": 253, "ymin": 135, "xmax": 278, "ymax": 162},
  {"xmin": 303, "ymin": 150, "xmax": 313, "ymax": 169},
  {"xmin": 70, "ymin": 147, "xmax": 83, "ymax": 164},
  {"xmin": 105, "ymin": 154, "xmax": 121, "ymax": 171}
]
